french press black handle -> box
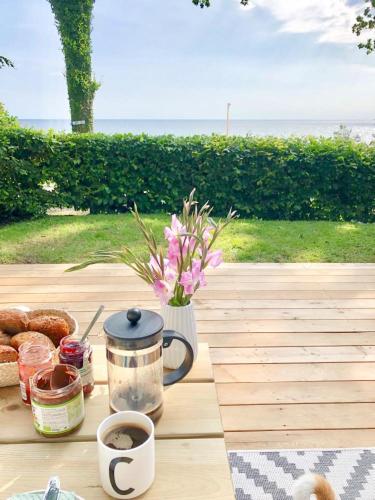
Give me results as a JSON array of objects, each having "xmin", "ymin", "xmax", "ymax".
[{"xmin": 162, "ymin": 330, "xmax": 194, "ymax": 386}]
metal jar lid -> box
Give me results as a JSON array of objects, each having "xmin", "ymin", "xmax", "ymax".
[{"xmin": 103, "ymin": 308, "xmax": 164, "ymax": 349}]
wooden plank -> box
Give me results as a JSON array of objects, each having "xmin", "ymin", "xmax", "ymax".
[
  {"xmin": 5, "ymin": 302, "xmax": 375, "ymax": 319},
  {"xmin": 24, "ymin": 320, "xmax": 375, "ymax": 336},
  {"xmin": 214, "ymin": 362, "xmax": 375, "ymax": 383},
  {"xmin": 37, "ymin": 308, "xmax": 375, "ymax": 321},
  {"xmin": 0, "ymin": 300, "xmax": 162, "ymax": 310},
  {"xmin": 7, "ymin": 274, "xmax": 375, "ymax": 284},
  {"xmin": 196, "ymin": 309, "xmax": 375, "ymax": 320},
  {"xmin": 0, "ymin": 439, "xmax": 234, "ymax": 500},
  {"xmin": 1, "ymin": 262, "xmax": 375, "ymax": 271},
  {"xmin": 201, "ymin": 332, "xmax": 375, "ymax": 347},
  {"xmin": 3, "ymin": 310, "xmax": 375, "ymax": 336},
  {"xmin": 7, "ymin": 290, "xmax": 375, "ymax": 302},
  {"xmin": 217, "ymin": 381, "xmax": 375, "ymax": 405},
  {"xmin": 92, "ymin": 343, "xmax": 213, "ymax": 383},
  {"xmin": 225, "ymin": 430, "xmax": 375, "ymax": 450},
  {"xmin": 65, "ymin": 319, "xmax": 375, "ymax": 335},
  {"xmin": 0, "ymin": 383, "xmax": 223, "ymax": 444},
  {"xmin": 221, "ymin": 403, "xmax": 375, "ymax": 431},
  {"xmin": 3, "ymin": 264, "xmax": 375, "ymax": 276},
  {"xmin": 6, "ymin": 298, "xmax": 375, "ymax": 310},
  {"xmin": 210, "ymin": 346, "xmax": 375, "ymax": 364},
  {"xmin": 199, "ymin": 309, "xmax": 375, "ymax": 320},
  {"xmin": 5, "ymin": 282, "xmax": 375, "ymax": 292}
]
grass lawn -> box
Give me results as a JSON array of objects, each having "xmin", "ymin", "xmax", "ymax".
[{"xmin": 0, "ymin": 214, "xmax": 374, "ymax": 264}]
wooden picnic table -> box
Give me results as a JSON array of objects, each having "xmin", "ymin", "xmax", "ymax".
[
  {"xmin": 0, "ymin": 343, "xmax": 234, "ymax": 499},
  {"xmin": 3, "ymin": 261, "xmax": 375, "ymax": 456}
]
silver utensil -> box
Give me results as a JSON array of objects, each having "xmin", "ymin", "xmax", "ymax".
[
  {"xmin": 42, "ymin": 476, "xmax": 60, "ymax": 500},
  {"xmin": 80, "ymin": 305, "xmax": 105, "ymax": 343}
]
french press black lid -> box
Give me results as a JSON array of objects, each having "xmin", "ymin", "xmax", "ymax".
[{"xmin": 103, "ymin": 307, "xmax": 164, "ymax": 349}]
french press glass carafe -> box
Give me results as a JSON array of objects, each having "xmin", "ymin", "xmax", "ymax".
[{"xmin": 104, "ymin": 308, "xmax": 194, "ymax": 422}]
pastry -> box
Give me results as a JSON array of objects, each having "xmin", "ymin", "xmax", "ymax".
[
  {"xmin": 0, "ymin": 330, "xmax": 12, "ymax": 346},
  {"xmin": 27, "ymin": 315, "xmax": 70, "ymax": 347},
  {"xmin": 10, "ymin": 331, "xmax": 55, "ymax": 351},
  {"xmin": 0, "ymin": 309, "xmax": 29, "ymax": 334},
  {"xmin": 0, "ymin": 345, "xmax": 18, "ymax": 363}
]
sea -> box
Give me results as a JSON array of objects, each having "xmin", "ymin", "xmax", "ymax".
[{"xmin": 18, "ymin": 119, "xmax": 375, "ymax": 142}]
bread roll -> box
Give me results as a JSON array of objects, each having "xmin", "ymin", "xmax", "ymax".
[
  {"xmin": 0, "ymin": 345, "xmax": 18, "ymax": 363},
  {"xmin": 0, "ymin": 330, "xmax": 12, "ymax": 346},
  {"xmin": 27, "ymin": 316, "xmax": 70, "ymax": 347},
  {"xmin": 10, "ymin": 331, "xmax": 55, "ymax": 351},
  {"xmin": 0, "ymin": 309, "xmax": 28, "ymax": 334}
]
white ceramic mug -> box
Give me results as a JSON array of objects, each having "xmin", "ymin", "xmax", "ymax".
[{"xmin": 97, "ymin": 411, "xmax": 155, "ymax": 499}]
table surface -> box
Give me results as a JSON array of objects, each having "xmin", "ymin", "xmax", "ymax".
[
  {"xmin": 2, "ymin": 261, "xmax": 375, "ymax": 458},
  {"xmin": 0, "ymin": 342, "xmax": 234, "ymax": 499}
]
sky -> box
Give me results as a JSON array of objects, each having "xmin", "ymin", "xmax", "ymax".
[{"xmin": 1, "ymin": 0, "xmax": 375, "ymax": 120}]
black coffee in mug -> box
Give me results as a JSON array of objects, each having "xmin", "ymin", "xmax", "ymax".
[{"xmin": 103, "ymin": 425, "xmax": 149, "ymax": 450}]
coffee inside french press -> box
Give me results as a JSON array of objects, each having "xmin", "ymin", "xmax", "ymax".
[{"xmin": 104, "ymin": 308, "xmax": 165, "ymax": 421}]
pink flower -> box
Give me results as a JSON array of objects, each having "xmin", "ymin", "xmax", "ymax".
[
  {"xmin": 207, "ymin": 250, "xmax": 222, "ymax": 268},
  {"xmin": 149, "ymin": 255, "xmax": 176, "ymax": 280},
  {"xmin": 194, "ymin": 260, "xmax": 207, "ymax": 288},
  {"xmin": 164, "ymin": 265, "xmax": 177, "ymax": 282},
  {"xmin": 149, "ymin": 255, "xmax": 163, "ymax": 273},
  {"xmin": 166, "ymin": 234, "xmax": 194, "ymax": 267},
  {"xmin": 165, "ymin": 215, "xmax": 191, "ymax": 267},
  {"xmin": 179, "ymin": 259, "xmax": 207, "ymax": 296},
  {"xmin": 203, "ymin": 226, "xmax": 214, "ymax": 242},
  {"xmin": 153, "ymin": 279, "xmax": 173, "ymax": 305},
  {"xmin": 189, "ymin": 234, "xmax": 197, "ymax": 252},
  {"xmin": 167, "ymin": 238, "xmax": 180, "ymax": 267},
  {"xmin": 164, "ymin": 215, "xmax": 185, "ymax": 242},
  {"xmin": 179, "ymin": 272, "xmax": 195, "ymax": 295},
  {"xmin": 198, "ymin": 267, "xmax": 207, "ymax": 287}
]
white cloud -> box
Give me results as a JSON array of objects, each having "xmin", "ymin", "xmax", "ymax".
[
  {"xmin": 247, "ymin": 0, "xmax": 363, "ymax": 44},
  {"xmin": 348, "ymin": 63, "xmax": 375, "ymax": 74}
]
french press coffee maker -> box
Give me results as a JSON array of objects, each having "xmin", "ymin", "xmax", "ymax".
[{"xmin": 104, "ymin": 308, "xmax": 194, "ymax": 422}]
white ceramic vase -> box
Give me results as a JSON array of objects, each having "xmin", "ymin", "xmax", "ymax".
[{"xmin": 161, "ymin": 303, "xmax": 198, "ymax": 369}]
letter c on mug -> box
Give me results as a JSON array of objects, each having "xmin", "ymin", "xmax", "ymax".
[{"xmin": 109, "ymin": 456, "xmax": 135, "ymax": 496}]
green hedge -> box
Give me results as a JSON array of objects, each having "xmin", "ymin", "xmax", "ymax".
[{"xmin": 1, "ymin": 127, "xmax": 375, "ymax": 222}]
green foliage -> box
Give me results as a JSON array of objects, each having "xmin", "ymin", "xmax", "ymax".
[
  {"xmin": 0, "ymin": 59, "xmax": 17, "ymax": 129},
  {"xmin": 0, "ymin": 103, "xmax": 19, "ymax": 128},
  {"xmin": 353, "ymin": 0, "xmax": 375, "ymax": 53},
  {"xmin": 0, "ymin": 128, "xmax": 53, "ymax": 222},
  {"xmin": 1, "ymin": 127, "xmax": 375, "ymax": 223},
  {"xmin": 47, "ymin": 0, "xmax": 99, "ymax": 133},
  {"xmin": 0, "ymin": 56, "xmax": 14, "ymax": 69}
]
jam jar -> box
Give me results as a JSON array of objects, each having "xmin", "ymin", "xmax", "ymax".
[
  {"xmin": 59, "ymin": 335, "xmax": 94, "ymax": 395},
  {"xmin": 18, "ymin": 343, "xmax": 53, "ymax": 405},
  {"xmin": 30, "ymin": 364, "xmax": 85, "ymax": 437}
]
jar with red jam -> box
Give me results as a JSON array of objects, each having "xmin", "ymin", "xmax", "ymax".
[
  {"xmin": 30, "ymin": 364, "xmax": 85, "ymax": 437},
  {"xmin": 18, "ymin": 343, "xmax": 53, "ymax": 405},
  {"xmin": 59, "ymin": 335, "xmax": 94, "ymax": 395}
]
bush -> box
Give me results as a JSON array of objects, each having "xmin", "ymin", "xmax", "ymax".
[
  {"xmin": 0, "ymin": 102, "xmax": 19, "ymax": 128},
  {"xmin": 0, "ymin": 127, "xmax": 374, "ymax": 222}
]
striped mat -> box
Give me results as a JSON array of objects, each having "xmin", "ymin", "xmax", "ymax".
[{"xmin": 228, "ymin": 448, "xmax": 375, "ymax": 499}]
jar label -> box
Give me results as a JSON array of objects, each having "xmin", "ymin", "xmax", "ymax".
[
  {"xmin": 19, "ymin": 380, "xmax": 27, "ymax": 402},
  {"xmin": 80, "ymin": 358, "xmax": 94, "ymax": 387},
  {"xmin": 31, "ymin": 391, "xmax": 84, "ymax": 435}
]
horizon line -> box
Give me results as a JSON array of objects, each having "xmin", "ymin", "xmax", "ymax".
[{"xmin": 18, "ymin": 118, "xmax": 375, "ymax": 122}]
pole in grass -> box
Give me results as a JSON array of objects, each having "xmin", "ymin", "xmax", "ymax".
[{"xmin": 226, "ymin": 102, "xmax": 231, "ymax": 136}]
